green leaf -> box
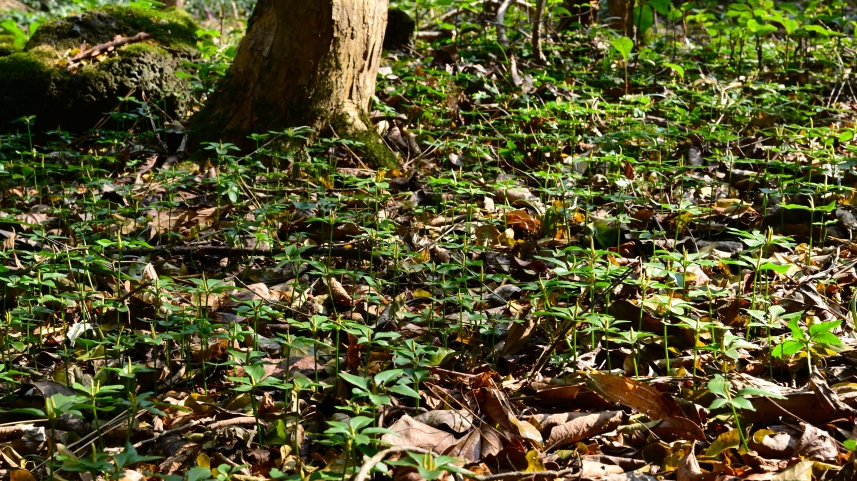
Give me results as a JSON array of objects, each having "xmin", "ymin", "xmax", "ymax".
[
  {"xmin": 417, "ymin": 467, "xmax": 445, "ymax": 481},
  {"xmin": 389, "ymin": 384, "xmax": 422, "ymax": 399},
  {"xmin": 633, "ymin": 5, "xmax": 655, "ymax": 36},
  {"xmin": 810, "ymin": 332, "xmax": 842, "ymax": 346},
  {"xmin": 845, "ymin": 439, "xmax": 857, "ymax": 451},
  {"xmin": 808, "ymin": 320, "xmax": 841, "ymax": 337},
  {"xmin": 772, "ymin": 339, "xmax": 804, "ymax": 358},
  {"xmin": 646, "ymin": 0, "xmax": 671, "ymax": 15},
  {"xmin": 374, "ymin": 369, "xmax": 404, "ymax": 386},
  {"xmin": 730, "ymin": 396, "xmax": 755, "ymax": 411},
  {"xmin": 663, "ymin": 62, "xmax": 685, "ymax": 80},
  {"xmin": 350, "ymin": 416, "xmax": 374, "ymax": 431},
  {"xmin": 185, "ymin": 466, "xmax": 213, "ymax": 481},
  {"xmin": 610, "ymin": 36, "xmax": 634, "ymax": 61},
  {"xmin": 759, "ymin": 262, "xmax": 792, "ymax": 274},
  {"xmin": 114, "ymin": 442, "xmax": 161, "ymax": 469},
  {"xmin": 709, "ymin": 398, "xmax": 728, "ymax": 410},
  {"xmin": 340, "ymin": 372, "xmax": 370, "ymax": 390},
  {"xmin": 243, "ymin": 363, "xmax": 267, "ymax": 384},
  {"xmin": 787, "ymin": 317, "xmax": 806, "ymax": 341},
  {"xmin": 803, "ymin": 24, "xmax": 843, "ymax": 37},
  {"xmin": 707, "ymin": 375, "xmax": 729, "ymax": 397}
]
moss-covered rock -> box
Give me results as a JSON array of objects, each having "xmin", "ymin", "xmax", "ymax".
[
  {"xmin": 28, "ymin": 6, "xmax": 198, "ymax": 51},
  {"xmin": 0, "ymin": 6, "xmax": 199, "ymax": 134},
  {"xmin": 0, "ymin": 33, "xmax": 19, "ymax": 56}
]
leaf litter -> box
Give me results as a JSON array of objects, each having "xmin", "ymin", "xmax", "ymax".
[{"xmin": 1, "ymin": 1, "xmax": 857, "ymax": 481}]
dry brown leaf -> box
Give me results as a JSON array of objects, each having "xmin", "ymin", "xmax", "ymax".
[
  {"xmin": 15, "ymin": 212, "xmax": 49, "ymax": 230},
  {"xmin": 147, "ymin": 208, "xmax": 195, "ymax": 239},
  {"xmin": 587, "ymin": 373, "xmax": 683, "ymax": 420},
  {"xmin": 531, "ymin": 411, "xmax": 623, "ymax": 449},
  {"xmin": 381, "ymin": 414, "xmax": 459, "ymax": 453},
  {"xmin": 505, "ymin": 209, "xmax": 541, "ymax": 233},
  {"xmin": 327, "ymin": 277, "xmax": 353, "ymax": 306},
  {"xmin": 502, "ymin": 317, "xmax": 536, "ymax": 355},
  {"xmin": 651, "ymin": 416, "xmax": 706, "ymax": 442},
  {"xmin": 748, "ymin": 423, "xmax": 838, "ymax": 463},
  {"xmin": 533, "ymin": 384, "xmax": 582, "ymax": 405},
  {"xmin": 413, "ymin": 410, "xmax": 474, "ymax": 433},
  {"xmin": 580, "ymin": 460, "xmax": 624, "ymax": 478},
  {"xmin": 10, "ymin": 470, "xmax": 37, "ymax": 481},
  {"xmin": 508, "ymin": 414, "xmax": 543, "ymax": 444},
  {"xmin": 676, "ymin": 443, "xmax": 717, "ymax": 481},
  {"xmin": 476, "ymin": 388, "xmax": 513, "ymax": 430}
]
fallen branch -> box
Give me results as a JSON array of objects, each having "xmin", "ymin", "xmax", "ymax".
[
  {"xmin": 208, "ymin": 416, "xmax": 268, "ymax": 430},
  {"xmin": 476, "ymin": 468, "xmax": 579, "ymax": 481},
  {"xmin": 68, "ymin": 32, "xmax": 153, "ymax": 71},
  {"xmin": 133, "ymin": 420, "xmax": 202, "ymax": 448},
  {"xmin": 104, "ymin": 244, "xmax": 387, "ymax": 265}
]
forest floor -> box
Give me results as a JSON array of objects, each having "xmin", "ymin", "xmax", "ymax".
[{"xmin": 1, "ymin": 1, "xmax": 857, "ymax": 481}]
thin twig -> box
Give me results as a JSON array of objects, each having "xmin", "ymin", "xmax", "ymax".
[{"xmin": 133, "ymin": 419, "xmax": 202, "ymax": 448}]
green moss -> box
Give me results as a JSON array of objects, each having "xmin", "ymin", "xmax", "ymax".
[
  {"xmin": 331, "ymin": 113, "xmax": 399, "ymax": 170},
  {"xmin": 28, "ymin": 5, "xmax": 199, "ymax": 52},
  {"xmin": 0, "ymin": 38, "xmax": 190, "ymax": 133},
  {"xmin": 0, "ymin": 34, "xmax": 19, "ymax": 57}
]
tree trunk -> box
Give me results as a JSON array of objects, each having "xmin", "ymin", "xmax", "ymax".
[
  {"xmin": 163, "ymin": 0, "xmax": 184, "ymax": 9},
  {"xmin": 189, "ymin": 0, "xmax": 397, "ymax": 169},
  {"xmin": 607, "ymin": 0, "xmax": 635, "ymax": 37}
]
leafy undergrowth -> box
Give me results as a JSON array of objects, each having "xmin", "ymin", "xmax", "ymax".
[{"xmin": 2, "ymin": 1, "xmax": 857, "ymax": 481}]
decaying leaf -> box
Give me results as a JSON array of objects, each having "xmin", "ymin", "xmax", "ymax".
[
  {"xmin": 532, "ymin": 411, "xmax": 623, "ymax": 449},
  {"xmin": 587, "ymin": 373, "xmax": 683, "ymax": 420}
]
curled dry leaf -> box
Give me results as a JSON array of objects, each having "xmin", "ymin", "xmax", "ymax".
[
  {"xmin": 587, "ymin": 372, "xmax": 683, "ymax": 420},
  {"xmin": 501, "ymin": 317, "xmax": 536, "ymax": 355},
  {"xmin": 748, "ymin": 423, "xmax": 839, "ymax": 463},
  {"xmin": 676, "ymin": 443, "xmax": 718, "ymax": 481},
  {"xmin": 651, "ymin": 416, "xmax": 706, "ymax": 442},
  {"xmin": 381, "ymin": 414, "xmax": 459, "ymax": 453},
  {"xmin": 531, "ymin": 411, "xmax": 623, "ymax": 450},
  {"xmin": 508, "ymin": 414, "xmax": 543, "ymax": 445},
  {"xmin": 444, "ymin": 423, "xmax": 505, "ymax": 462},
  {"xmin": 413, "ymin": 410, "xmax": 474, "ymax": 433},
  {"xmin": 326, "ymin": 277, "xmax": 353, "ymax": 306}
]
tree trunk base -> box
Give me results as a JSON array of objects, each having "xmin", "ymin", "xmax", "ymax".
[
  {"xmin": 188, "ymin": 0, "xmax": 393, "ymax": 170},
  {"xmin": 331, "ymin": 114, "xmax": 399, "ymax": 171}
]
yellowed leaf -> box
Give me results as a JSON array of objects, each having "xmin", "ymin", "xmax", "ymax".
[
  {"xmin": 524, "ymin": 450, "xmax": 545, "ymax": 472},
  {"xmin": 508, "ymin": 415, "xmax": 543, "ymax": 445}
]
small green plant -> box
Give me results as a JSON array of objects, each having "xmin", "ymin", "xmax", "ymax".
[
  {"xmin": 772, "ymin": 318, "xmax": 842, "ymax": 376},
  {"xmin": 388, "ymin": 452, "xmax": 472, "ymax": 481},
  {"xmin": 707, "ymin": 374, "xmax": 786, "ymax": 452},
  {"xmin": 610, "ymin": 36, "xmax": 634, "ymax": 94}
]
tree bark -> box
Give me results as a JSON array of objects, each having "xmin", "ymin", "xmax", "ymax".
[
  {"xmin": 532, "ymin": 0, "xmax": 546, "ymax": 63},
  {"xmin": 189, "ymin": 0, "xmax": 397, "ymax": 169},
  {"xmin": 163, "ymin": 0, "xmax": 184, "ymax": 9},
  {"xmin": 607, "ymin": 0, "xmax": 635, "ymax": 37}
]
